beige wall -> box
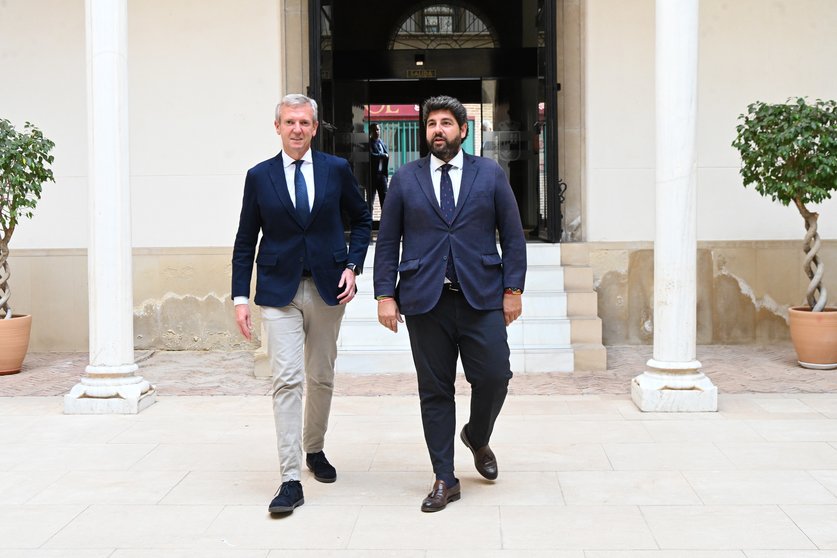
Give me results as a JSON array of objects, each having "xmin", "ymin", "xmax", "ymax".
[
  {"xmin": 0, "ymin": 0, "xmax": 284, "ymax": 250},
  {"xmin": 592, "ymin": 240, "xmax": 837, "ymax": 345},
  {"xmin": 4, "ymin": 0, "xmax": 837, "ymax": 350},
  {"xmin": 583, "ymin": 0, "xmax": 837, "ymax": 243},
  {"xmin": 11, "ymin": 240, "xmax": 834, "ymax": 350}
]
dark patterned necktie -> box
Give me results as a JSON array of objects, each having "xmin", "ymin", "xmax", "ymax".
[
  {"xmin": 439, "ymin": 164, "xmax": 458, "ymax": 283},
  {"xmin": 293, "ymin": 160, "xmax": 310, "ymax": 223}
]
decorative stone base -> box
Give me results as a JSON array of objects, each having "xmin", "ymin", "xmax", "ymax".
[
  {"xmin": 631, "ymin": 371, "xmax": 718, "ymax": 412},
  {"xmin": 64, "ymin": 388, "xmax": 157, "ymax": 414},
  {"xmin": 64, "ymin": 373, "xmax": 157, "ymax": 414}
]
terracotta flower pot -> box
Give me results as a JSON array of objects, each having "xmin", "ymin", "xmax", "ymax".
[
  {"xmin": 788, "ymin": 306, "xmax": 837, "ymax": 370},
  {"xmin": 0, "ymin": 314, "xmax": 32, "ymax": 375}
]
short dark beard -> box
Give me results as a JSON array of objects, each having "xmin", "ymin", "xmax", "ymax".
[{"xmin": 429, "ymin": 134, "xmax": 461, "ymax": 161}]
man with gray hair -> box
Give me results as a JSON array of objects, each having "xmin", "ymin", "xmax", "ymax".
[{"xmin": 232, "ymin": 93, "xmax": 371, "ymax": 514}]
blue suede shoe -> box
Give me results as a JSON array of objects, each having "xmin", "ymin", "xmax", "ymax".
[
  {"xmin": 268, "ymin": 480, "xmax": 304, "ymax": 514},
  {"xmin": 306, "ymin": 451, "xmax": 337, "ymax": 483}
]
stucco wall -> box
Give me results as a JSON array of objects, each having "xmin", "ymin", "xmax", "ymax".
[
  {"xmin": 583, "ymin": 0, "xmax": 837, "ymax": 242},
  {"xmin": 592, "ymin": 240, "xmax": 837, "ymax": 345},
  {"xmin": 0, "ymin": 0, "xmax": 283, "ymax": 250}
]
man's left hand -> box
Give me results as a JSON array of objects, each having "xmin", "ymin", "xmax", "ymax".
[
  {"xmin": 337, "ymin": 268, "xmax": 357, "ymax": 304},
  {"xmin": 503, "ymin": 294, "xmax": 522, "ymax": 326}
]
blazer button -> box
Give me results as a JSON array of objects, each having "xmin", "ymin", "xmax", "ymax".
[{"xmin": 442, "ymin": 256, "xmax": 448, "ymax": 261}]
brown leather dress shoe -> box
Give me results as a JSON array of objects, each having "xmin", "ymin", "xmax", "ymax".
[
  {"xmin": 460, "ymin": 424, "xmax": 498, "ymax": 480},
  {"xmin": 420, "ymin": 479, "xmax": 461, "ymax": 512}
]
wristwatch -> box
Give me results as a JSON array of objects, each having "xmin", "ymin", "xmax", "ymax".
[{"xmin": 346, "ymin": 263, "xmax": 359, "ymax": 275}]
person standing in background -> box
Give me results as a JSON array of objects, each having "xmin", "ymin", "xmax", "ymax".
[{"xmin": 368, "ymin": 123, "xmax": 389, "ymax": 212}]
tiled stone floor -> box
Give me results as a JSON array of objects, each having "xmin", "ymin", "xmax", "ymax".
[{"xmin": 2, "ymin": 345, "xmax": 837, "ymax": 556}]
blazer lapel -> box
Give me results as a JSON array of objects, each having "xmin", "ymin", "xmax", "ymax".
[
  {"xmin": 415, "ymin": 156, "xmax": 448, "ymax": 223},
  {"xmin": 267, "ymin": 154, "xmax": 305, "ymax": 227},
  {"xmin": 309, "ymin": 150, "xmax": 330, "ymax": 224},
  {"xmin": 452, "ymin": 153, "xmax": 478, "ymax": 223}
]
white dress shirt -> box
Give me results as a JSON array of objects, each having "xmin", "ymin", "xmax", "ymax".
[
  {"xmin": 430, "ymin": 149, "xmax": 464, "ymax": 206},
  {"xmin": 282, "ymin": 149, "xmax": 315, "ymax": 212}
]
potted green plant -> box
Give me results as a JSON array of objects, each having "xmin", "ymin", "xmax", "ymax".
[
  {"xmin": 0, "ymin": 118, "xmax": 55, "ymax": 375},
  {"xmin": 733, "ymin": 97, "xmax": 837, "ymax": 369}
]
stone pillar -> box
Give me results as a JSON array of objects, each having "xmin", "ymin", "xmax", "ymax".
[
  {"xmin": 631, "ymin": 0, "xmax": 717, "ymax": 412},
  {"xmin": 65, "ymin": 0, "xmax": 156, "ymax": 414}
]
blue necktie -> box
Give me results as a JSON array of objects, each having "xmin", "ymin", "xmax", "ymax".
[
  {"xmin": 293, "ymin": 160, "xmax": 310, "ymax": 223},
  {"xmin": 439, "ymin": 164, "xmax": 458, "ymax": 283}
]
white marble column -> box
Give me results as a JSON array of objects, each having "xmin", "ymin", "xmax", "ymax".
[
  {"xmin": 65, "ymin": 0, "xmax": 156, "ymax": 414},
  {"xmin": 631, "ymin": 0, "xmax": 717, "ymax": 412}
]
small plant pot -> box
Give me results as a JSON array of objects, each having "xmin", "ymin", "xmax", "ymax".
[
  {"xmin": 788, "ymin": 306, "xmax": 837, "ymax": 370},
  {"xmin": 0, "ymin": 314, "xmax": 32, "ymax": 375}
]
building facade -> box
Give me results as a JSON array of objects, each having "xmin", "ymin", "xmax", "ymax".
[{"xmin": 1, "ymin": 0, "xmax": 836, "ymax": 355}]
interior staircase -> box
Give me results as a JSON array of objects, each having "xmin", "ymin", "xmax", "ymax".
[{"xmin": 331, "ymin": 242, "xmax": 607, "ymax": 374}]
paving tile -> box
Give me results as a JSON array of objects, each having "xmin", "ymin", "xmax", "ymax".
[
  {"xmin": 206, "ymin": 505, "xmax": 360, "ymax": 549},
  {"xmin": 780, "ymin": 505, "xmax": 837, "ymax": 549},
  {"xmin": 6, "ymin": 443, "xmax": 156, "ymax": 471},
  {"xmin": 684, "ymin": 470, "xmax": 837, "ymax": 504},
  {"xmin": 500, "ymin": 505, "xmax": 657, "ymax": 549},
  {"xmin": 747, "ymin": 420, "xmax": 837, "ymax": 442},
  {"xmin": 603, "ymin": 443, "xmax": 736, "ymax": 470},
  {"xmin": 586, "ymin": 553, "xmax": 745, "ymax": 558},
  {"xmin": 0, "ymin": 504, "xmax": 85, "ymax": 549},
  {"xmin": 492, "ymin": 418, "xmax": 653, "ymax": 444},
  {"xmin": 348, "ymin": 505, "xmax": 501, "ymax": 550},
  {"xmin": 113, "ymin": 551, "xmax": 268, "ymax": 558},
  {"xmin": 2, "ymin": 551, "xmax": 114, "ymax": 558},
  {"xmin": 159, "ymin": 471, "xmax": 277, "ymax": 505},
  {"xmin": 716, "ymin": 442, "xmax": 837, "ymax": 469},
  {"xmin": 428, "ymin": 552, "xmax": 582, "ymax": 558},
  {"xmin": 0, "ymin": 470, "xmax": 65, "ymax": 504},
  {"xmin": 744, "ymin": 552, "xmax": 837, "ymax": 557},
  {"xmin": 29, "ymin": 470, "xmax": 187, "ymax": 505},
  {"xmin": 642, "ymin": 505, "xmax": 815, "ymax": 549},
  {"xmin": 641, "ymin": 420, "xmax": 765, "ymax": 442},
  {"xmin": 269, "ymin": 551, "xmax": 423, "ymax": 558},
  {"xmin": 45, "ymin": 504, "xmax": 224, "ymax": 549},
  {"xmin": 131, "ymin": 442, "xmax": 279, "ymax": 472},
  {"xmin": 500, "ymin": 442, "xmax": 613, "ymax": 471},
  {"xmin": 559, "ymin": 470, "xmax": 701, "ymax": 505}
]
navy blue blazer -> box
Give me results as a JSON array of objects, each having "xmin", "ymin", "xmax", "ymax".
[
  {"xmin": 373, "ymin": 153, "xmax": 527, "ymax": 315},
  {"xmin": 232, "ymin": 150, "xmax": 372, "ymax": 307}
]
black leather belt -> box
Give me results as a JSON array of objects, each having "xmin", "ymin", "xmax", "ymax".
[
  {"xmin": 443, "ymin": 282, "xmax": 461, "ymax": 293},
  {"xmin": 302, "ymin": 269, "xmax": 312, "ymax": 277}
]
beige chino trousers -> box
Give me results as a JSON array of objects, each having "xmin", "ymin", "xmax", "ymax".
[{"xmin": 261, "ymin": 277, "xmax": 345, "ymax": 483}]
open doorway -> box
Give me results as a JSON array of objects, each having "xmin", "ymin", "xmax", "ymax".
[{"xmin": 311, "ymin": 1, "xmax": 561, "ymax": 240}]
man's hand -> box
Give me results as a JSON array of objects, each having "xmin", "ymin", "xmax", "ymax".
[
  {"xmin": 503, "ymin": 294, "xmax": 522, "ymax": 326},
  {"xmin": 235, "ymin": 304, "xmax": 253, "ymax": 340},
  {"xmin": 377, "ymin": 298, "xmax": 404, "ymax": 333},
  {"xmin": 337, "ymin": 268, "xmax": 357, "ymax": 304}
]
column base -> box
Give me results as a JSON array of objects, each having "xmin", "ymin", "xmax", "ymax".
[
  {"xmin": 631, "ymin": 370, "xmax": 718, "ymax": 412},
  {"xmin": 64, "ymin": 376, "xmax": 157, "ymax": 414}
]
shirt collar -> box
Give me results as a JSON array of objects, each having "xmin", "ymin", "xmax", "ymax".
[
  {"xmin": 282, "ymin": 149, "xmax": 313, "ymax": 167},
  {"xmin": 430, "ymin": 149, "xmax": 464, "ymax": 173}
]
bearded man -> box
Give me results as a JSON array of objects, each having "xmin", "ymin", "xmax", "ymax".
[{"xmin": 372, "ymin": 95, "xmax": 527, "ymax": 512}]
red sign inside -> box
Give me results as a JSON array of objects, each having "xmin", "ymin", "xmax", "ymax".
[{"xmin": 365, "ymin": 105, "xmax": 421, "ymax": 121}]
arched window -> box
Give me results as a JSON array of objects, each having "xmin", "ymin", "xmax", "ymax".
[{"xmin": 389, "ymin": 3, "xmax": 497, "ymax": 50}]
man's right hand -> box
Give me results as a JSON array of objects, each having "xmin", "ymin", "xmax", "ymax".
[
  {"xmin": 377, "ymin": 298, "xmax": 403, "ymax": 333},
  {"xmin": 235, "ymin": 304, "xmax": 253, "ymax": 340}
]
